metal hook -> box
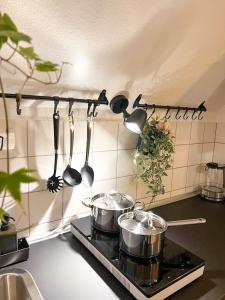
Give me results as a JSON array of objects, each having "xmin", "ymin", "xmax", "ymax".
[
  {"xmin": 192, "ymin": 110, "xmax": 198, "ymax": 120},
  {"xmin": 183, "ymin": 109, "xmax": 189, "ymax": 120},
  {"xmin": 164, "ymin": 108, "xmax": 171, "ymax": 120},
  {"xmin": 92, "ymin": 104, "xmax": 98, "ymax": 117},
  {"xmin": 0, "ymin": 136, "xmax": 3, "ymax": 151},
  {"xmin": 87, "ymin": 102, "xmax": 98, "ymax": 117},
  {"xmin": 16, "ymin": 94, "xmax": 22, "ymax": 115},
  {"xmin": 175, "ymin": 108, "xmax": 182, "ymax": 120},
  {"xmin": 147, "ymin": 104, "xmax": 155, "ymax": 120},
  {"xmin": 198, "ymin": 110, "xmax": 204, "ymax": 120},
  {"xmin": 87, "ymin": 103, "xmax": 92, "ymax": 117},
  {"xmin": 197, "ymin": 101, "xmax": 206, "ymax": 120},
  {"xmin": 54, "ymin": 97, "xmax": 59, "ymax": 114},
  {"xmin": 68, "ymin": 100, "xmax": 74, "ymax": 116}
]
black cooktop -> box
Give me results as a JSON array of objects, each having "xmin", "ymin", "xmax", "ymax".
[{"xmin": 71, "ymin": 216, "xmax": 205, "ymax": 298}]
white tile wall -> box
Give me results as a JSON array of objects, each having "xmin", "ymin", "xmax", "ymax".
[
  {"xmin": 188, "ymin": 144, "xmax": 202, "ymax": 165},
  {"xmin": 173, "ymin": 145, "xmax": 189, "ymax": 168},
  {"xmin": 117, "ymin": 149, "xmax": 135, "ymax": 177},
  {"xmin": 172, "ymin": 167, "xmax": 187, "ymax": 190},
  {"xmin": 213, "ymin": 143, "xmax": 225, "ymax": 163},
  {"xmin": 0, "ymin": 118, "xmax": 216, "ymax": 238},
  {"xmin": 215, "ymin": 123, "xmax": 225, "ymax": 143},
  {"xmin": 190, "ymin": 122, "xmax": 204, "ymax": 144},
  {"xmin": 29, "ymin": 190, "xmax": 63, "ymax": 225},
  {"xmin": 203, "ymin": 122, "xmax": 216, "ymax": 143},
  {"xmin": 201, "ymin": 143, "xmax": 214, "ymax": 164},
  {"xmin": 0, "ymin": 119, "xmax": 27, "ymax": 159},
  {"xmin": 93, "ymin": 150, "xmax": 117, "ymax": 180},
  {"xmin": 28, "ymin": 120, "xmax": 64, "ymax": 156},
  {"xmin": 175, "ymin": 121, "xmax": 191, "ymax": 145},
  {"xmin": 93, "ymin": 121, "xmax": 118, "ymax": 151}
]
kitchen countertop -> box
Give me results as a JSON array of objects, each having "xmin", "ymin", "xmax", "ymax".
[{"xmin": 3, "ymin": 196, "xmax": 225, "ymax": 300}]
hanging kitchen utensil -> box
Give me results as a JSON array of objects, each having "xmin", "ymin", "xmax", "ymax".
[
  {"xmin": 80, "ymin": 104, "xmax": 94, "ymax": 187},
  {"xmin": 82, "ymin": 192, "xmax": 144, "ymax": 233},
  {"xmin": 63, "ymin": 103, "xmax": 82, "ymax": 186},
  {"xmin": 118, "ymin": 210, "xmax": 206, "ymax": 258},
  {"xmin": 47, "ymin": 99, "xmax": 63, "ymax": 193}
]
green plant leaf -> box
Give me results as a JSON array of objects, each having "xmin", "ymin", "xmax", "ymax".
[
  {"xmin": 0, "ymin": 13, "xmax": 17, "ymax": 31},
  {"xmin": 0, "ymin": 30, "xmax": 31, "ymax": 44},
  {"xmin": 19, "ymin": 46, "xmax": 39, "ymax": 60},
  {"xmin": 0, "ymin": 208, "xmax": 6, "ymax": 221},
  {"xmin": 0, "ymin": 169, "xmax": 37, "ymax": 205},
  {"xmin": 0, "ymin": 35, "xmax": 7, "ymax": 49},
  {"xmin": 35, "ymin": 61, "xmax": 59, "ymax": 72},
  {"xmin": 12, "ymin": 168, "xmax": 37, "ymax": 183}
]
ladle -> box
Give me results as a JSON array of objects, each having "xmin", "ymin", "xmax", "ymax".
[
  {"xmin": 81, "ymin": 115, "xmax": 94, "ymax": 187},
  {"xmin": 63, "ymin": 110, "xmax": 82, "ymax": 186}
]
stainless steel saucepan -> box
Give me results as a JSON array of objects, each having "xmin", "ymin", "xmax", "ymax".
[
  {"xmin": 82, "ymin": 192, "xmax": 144, "ymax": 233},
  {"xmin": 118, "ymin": 210, "xmax": 206, "ymax": 258}
]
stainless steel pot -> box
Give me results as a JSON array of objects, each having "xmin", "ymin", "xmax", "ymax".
[
  {"xmin": 118, "ymin": 210, "xmax": 206, "ymax": 258},
  {"xmin": 82, "ymin": 192, "xmax": 144, "ymax": 233}
]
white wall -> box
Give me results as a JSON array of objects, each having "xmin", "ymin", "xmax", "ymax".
[
  {"xmin": 0, "ymin": 0, "xmax": 225, "ymax": 113},
  {"xmin": 0, "ymin": 116, "xmax": 216, "ymax": 239}
]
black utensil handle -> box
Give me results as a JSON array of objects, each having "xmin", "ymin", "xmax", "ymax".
[
  {"xmin": 85, "ymin": 117, "xmax": 92, "ymax": 164},
  {"xmin": 53, "ymin": 112, "xmax": 60, "ymax": 151},
  {"xmin": 53, "ymin": 152, "xmax": 58, "ymax": 176},
  {"xmin": 53, "ymin": 112, "xmax": 60, "ymax": 176},
  {"xmin": 69, "ymin": 112, "xmax": 74, "ymax": 166}
]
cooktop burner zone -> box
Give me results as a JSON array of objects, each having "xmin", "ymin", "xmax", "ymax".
[{"xmin": 71, "ymin": 216, "xmax": 205, "ymax": 300}]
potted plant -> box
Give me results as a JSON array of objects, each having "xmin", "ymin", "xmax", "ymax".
[
  {"xmin": 0, "ymin": 13, "xmax": 67, "ymax": 222},
  {"xmin": 134, "ymin": 117, "xmax": 175, "ymax": 202}
]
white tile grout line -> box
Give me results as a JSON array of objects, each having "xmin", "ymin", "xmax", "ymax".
[
  {"xmin": 170, "ymin": 120, "xmax": 178, "ymax": 203},
  {"xmin": 212, "ymin": 122, "xmax": 218, "ymax": 162},
  {"xmin": 115, "ymin": 122, "xmax": 120, "ymax": 190},
  {"xmin": 26, "ymin": 119, "xmax": 31, "ymax": 237}
]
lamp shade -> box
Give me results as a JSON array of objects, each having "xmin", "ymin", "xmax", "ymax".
[{"xmin": 124, "ymin": 109, "xmax": 147, "ymax": 134}]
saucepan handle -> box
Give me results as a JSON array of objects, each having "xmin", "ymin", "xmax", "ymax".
[
  {"xmin": 82, "ymin": 197, "xmax": 93, "ymax": 208},
  {"xmin": 167, "ymin": 218, "xmax": 206, "ymax": 227}
]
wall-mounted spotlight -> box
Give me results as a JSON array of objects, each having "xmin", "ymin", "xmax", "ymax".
[{"xmin": 110, "ymin": 94, "xmax": 147, "ymax": 134}]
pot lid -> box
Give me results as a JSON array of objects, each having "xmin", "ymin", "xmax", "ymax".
[
  {"xmin": 118, "ymin": 211, "xmax": 167, "ymax": 235},
  {"xmin": 92, "ymin": 192, "xmax": 135, "ymax": 211}
]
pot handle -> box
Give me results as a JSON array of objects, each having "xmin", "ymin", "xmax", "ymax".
[
  {"xmin": 167, "ymin": 218, "xmax": 206, "ymax": 227},
  {"xmin": 82, "ymin": 197, "xmax": 93, "ymax": 208},
  {"xmin": 134, "ymin": 201, "xmax": 145, "ymax": 211}
]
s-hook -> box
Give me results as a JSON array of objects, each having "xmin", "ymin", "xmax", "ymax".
[
  {"xmin": 148, "ymin": 104, "xmax": 156, "ymax": 120},
  {"xmin": 16, "ymin": 94, "xmax": 22, "ymax": 115},
  {"xmin": 164, "ymin": 108, "xmax": 171, "ymax": 120},
  {"xmin": 87, "ymin": 102, "xmax": 98, "ymax": 117},
  {"xmin": 192, "ymin": 109, "xmax": 198, "ymax": 120},
  {"xmin": 68, "ymin": 100, "xmax": 75, "ymax": 116},
  {"xmin": 54, "ymin": 96, "xmax": 59, "ymax": 114},
  {"xmin": 183, "ymin": 109, "xmax": 189, "ymax": 120},
  {"xmin": 198, "ymin": 110, "xmax": 204, "ymax": 120},
  {"xmin": 197, "ymin": 101, "xmax": 206, "ymax": 120},
  {"xmin": 0, "ymin": 136, "xmax": 3, "ymax": 151},
  {"xmin": 175, "ymin": 108, "xmax": 182, "ymax": 120}
]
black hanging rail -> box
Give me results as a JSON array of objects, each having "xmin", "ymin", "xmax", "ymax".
[
  {"xmin": 0, "ymin": 89, "xmax": 109, "ymax": 116},
  {"xmin": 133, "ymin": 94, "xmax": 207, "ymax": 120}
]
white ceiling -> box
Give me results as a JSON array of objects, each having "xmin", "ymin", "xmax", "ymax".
[{"xmin": 1, "ymin": 0, "xmax": 225, "ymax": 113}]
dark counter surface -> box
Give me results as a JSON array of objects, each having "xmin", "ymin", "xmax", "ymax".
[{"xmin": 3, "ymin": 196, "xmax": 225, "ymax": 300}]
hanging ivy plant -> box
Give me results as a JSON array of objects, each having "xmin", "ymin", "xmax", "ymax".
[{"xmin": 134, "ymin": 117, "xmax": 175, "ymax": 199}]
